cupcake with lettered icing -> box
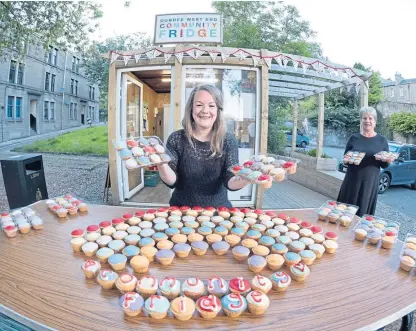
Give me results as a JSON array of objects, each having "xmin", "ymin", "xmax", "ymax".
[
  {"xmin": 136, "ymin": 275, "xmax": 158, "ymax": 298},
  {"xmin": 81, "ymin": 260, "xmax": 101, "ymax": 279},
  {"xmin": 196, "ymin": 294, "xmax": 222, "ymax": 319},
  {"xmin": 145, "ymin": 295, "xmax": 170, "ymax": 319},
  {"xmin": 170, "ymin": 296, "xmax": 196, "ymax": 321},
  {"xmin": 246, "ymin": 290, "xmax": 270, "ymax": 315},
  {"xmin": 221, "ymin": 293, "xmax": 247, "ymax": 317},
  {"xmin": 159, "ymin": 277, "xmax": 181, "ymax": 299},
  {"xmin": 270, "ymin": 271, "xmax": 291, "ymax": 292},
  {"xmin": 182, "ymin": 277, "xmax": 205, "ymax": 300},
  {"xmin": 120, "ymin": 292, "xmax": 144, "ymax": 317},
  {"xmin": 116, "ymin": 273, "xmax": 138, "ymax": 293},
  {"xmin": 97, "ymin": 269, "xmax": 118, "ymax": 289},
  {"xmin": 251, "ymin": 274, "xmax": 272, "ymax": 294},
  {"xmin": 290, "ymin": 262, "xmax": 311, "ymax": 282},
  {"xmin": 229, "ymin": 276, "xmax": 251, "ymax": 296},
  {"xmin": 207, "ymin": 277, "xmax": 229, "ymax": 298}
]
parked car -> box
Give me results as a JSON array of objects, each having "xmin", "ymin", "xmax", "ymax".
[
  {"xmin": 286, "ymin": 129, "xmax": 310, "ymax": 148},
  {"xmin": 338, "ymin": 142, "xmax": 416, "ymax": 194}
]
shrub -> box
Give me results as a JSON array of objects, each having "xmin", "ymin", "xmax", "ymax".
[
  {"xmin": 388, "ymin": 112, "xmax": 416, "ymax": 135},
  {"xmin": 267, "ymin": 123, "xmax": 287, "ymax": 154},
  {"xmin": 308, "ymin": 107, "xmax": 360, "ymax": 135},
  {"xmin": 295, "ymin": 148, "xmax": 332, "ymax": 159}
]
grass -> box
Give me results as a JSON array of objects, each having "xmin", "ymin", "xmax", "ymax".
[{"xmin": 14, "ymin": 126, "xmax": 109, "ymax": 156}]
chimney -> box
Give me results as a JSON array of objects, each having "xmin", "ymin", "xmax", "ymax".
[{"xmin": 395, "ymin": 72, "xmax": 403, "ymax": 84}]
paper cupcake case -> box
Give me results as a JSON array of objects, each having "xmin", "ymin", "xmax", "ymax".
[
  {"xmin": 316, "ymin": 200, "xmax": 358, "ymax": 226},
  {"xmin": 1, "ymin": 207, "xmax": 44, "ymax": 234},
  {"xmin": 45, "ymin": 194, "xmax": 88, "ymax": 218},
  {"xmin": 374, "ymin": 151, "xmax": 400, "ymax": 163},
  {"xmin": 398, "ymin": 233, "xmax": 416, "ymax": 273},
  {"xmin": 343, "ymin": 150, "xmax": 365, "ymax": 166},
  {"xmin": 353, "ymin": 215, "xmax": 400, "ymax": 248},
  {"xmin": 113, "ymin": 136, "xmax": 171, "ymax": 171}
]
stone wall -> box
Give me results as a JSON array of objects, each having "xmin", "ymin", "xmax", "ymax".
[
  {"xmin": 377, "ymin": 101, "xmax": 416, "ymax": 118},
  {"xmin": 307, "ymin": 125, "xmax": 349, "ymax": 147},
  {"xmin": 392, "ymin": 132, "xmax": 416, "ymax": 145}
]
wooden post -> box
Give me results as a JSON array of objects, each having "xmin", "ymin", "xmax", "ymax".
[
  {"xmin": 316, "ymin": 92, "xmax": 324, "ymax": 160},
  {"xmin": 107, "ymin": 61, "xmax": 119, "ymax": 204},
  {"xmin": 173, "ymin": 46, "xmax": 183, "ymax": 130},
  {"xmin": 291, "ymin": 101, "xmax": 298, "ymax": 152},
  {"xmin": 255, "ymin": 49, "xmax": 269, "ymax": 209},
  {"xmin": 360, "ymin": 80, "xmax": 369, "ymax": 108}
]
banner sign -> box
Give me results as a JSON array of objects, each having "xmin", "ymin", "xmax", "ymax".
[{"xmin": 154, "ymin": 13, "xmax": 223, "ymax": 45}]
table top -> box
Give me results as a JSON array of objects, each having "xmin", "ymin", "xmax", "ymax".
[{"xmin": 0, "ymin": 203, "xmax": 415, "ymax": 331}]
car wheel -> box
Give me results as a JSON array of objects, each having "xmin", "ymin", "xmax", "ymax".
[
  {"xmin": 300, "ymin": 141, "xmax": 307, "ymax": 148},
  {"xmin": 411, "ymin": 182, "xmax": 416, "ymax": 190},
  {"xmin": 378, "ymin": 173, "xmax": 390, "ymax": 194}
]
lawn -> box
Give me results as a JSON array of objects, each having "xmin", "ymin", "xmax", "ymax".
[{"xmin": 14, "ymin": 126, "xmax": 109, "ymax": 156}]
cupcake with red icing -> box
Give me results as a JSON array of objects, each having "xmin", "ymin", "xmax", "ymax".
[
  {"xmin": 71, "ymin": 229, "xmax": 85, "ymax": 238},
  {"xmin": 202, "ymin": 206, "xmax": 216, "ymax": 217},
  {"xmin": 325, "ymin": 231, "xmax": 338, "ymax": 241},
  {"xmin": 179, "ymin": 206, "xmax": 190, "ymax": 215},
  {"xmin": 122, "ymin": 213, "xmax": 133, "ymax": 222},
  {"xmin": 310, "ymin": 225, "xmax": 323, "ymax": 234},
  {"xmin": 229, "ymin": 276, "xmax": 251, "ymax": 296},
  {"xmin": 196, "ymin": 295, "xmax": 222, "ymax": 319},
  {"xmin": 282, "ymin": 161, "xmax": 297, "ymax": 174},
  {"xmin": 278, "ymin": 213, "xmax": 290, "ymax": 222},
  {"xmin": 231, "ymin": 165, "xmax": 243, "ymax": 175},
  {"xmin": 256, "ymin": 174, "xmax": 272, "ymax": 188}
]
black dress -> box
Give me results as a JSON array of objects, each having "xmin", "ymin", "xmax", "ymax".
[
  {"xmin": 337, "ymin": 133, "xmax": 389, "ymax": 217},
  {"xmin": 162, "ymin": 129, "xmax": 239, "ymax": 208}
]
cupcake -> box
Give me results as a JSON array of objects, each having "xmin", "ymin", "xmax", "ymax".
[
  {"xmin": 108, "ymin": 240, "xmax": 126, "ymax": 253},
  {"xmin": 400, "ymin": 256, "xmax": 415, "ymax": 272},
  {"xmin": 182, "ymin": 277, "xmax": 205, "ymax": 300},
  {"xmin": 196, "ymin": 295, "xmax": 222, "ymax": 319},
  {"xmin": 284, "ymin": 252, "xmax": 301, "ymax": 266},
  {"xmin": 251, "ymin": 274, "xmax": 272, "ymax": 294},
  {"xmin": 124, "ymin": 234, "xmax": 141, "ymax": 246},
  {"xmin": 81, "ymin": 242, "xmax": 99, "ymax": 257},
  {"xmin": 156, "ymin": 239, "xmax": 174, "ymax": 250},
  {"xmin": 136, "ymin": 275, "xmax": 158, "ymax": 298},
  {"xmin": 108, "ymin": 253, "xmax": 127, "ymax": 271},
  {"xmin": 258, "ymin": 235, "xmax": 275, "ymax": 247},
  {"xmin": 229, "ymin": 277, "xmax": 251, "ymax": 296},
  {"xmin": 311, "ymin": 233, "xmax": 325, "ymax": 244},
  {"xmin": 266, "ymin": 254, "xmax": 285, "ymax": 270},
  {"xmin": 140, "ymin": 246, "xmax": 158, "ymax": 262},
  {"xmin": 173, "ymin": 243, "xmax": 191, "ymax": 258},
  {"xmin": 381, "ymin": 234, "xmax": 396, "ymax": 249},
  {"xmin": 96, "ymin": 247, "xmax": 115, "ymax": 263},
  {"xmin": 221, "ymin": 293, "xmax": 247, "ymax": 317},
  {"xmin": 206, "ymin": 233, "xmax": 223, "ymax": 245},
  {"xmin": 187, "ymin": 232, "xmax": 204, "ymax": 243},
  {"xmin": 325, "ymin": 231, "xmax": 338, "ymax": 241},
  {"xmin": 290, "ymin": 262, "xmax": 311, "ymax": 282},
  {"xmin": 120, "ymin": 292, "xmax": 144, "ymax": 317},
  {"xmin": 159, "ymin": 277, "xmax": 181, "ymax": 299},
  {"xmin": 251, "ymin": 245, "xmax": 270, "ymax": 257},
  {"xmin": 212, "ymin": 241, "xmax": 230, "ymax": 255},
  {"xmin": 155, "ymin": 249, "xmax": 175, "ymax": 265},
  {"xmin": 97, "ymin": 269, "xmax": 118, "ymax": 289},
  {"xmin": 232, "ymin": 246, "xmax": 250, "ymax": 262},
  {"xmin": 299, "ymin": 250, "xmax": 317, "ymax": 265},
  {"xmin": 170, "ymin": 296, "xmax": 196, "ymax": 321},
  {"xmin": 116, "ymin": 273, "xmax": 138, "ymax": 293},
  {"xmin": 144, "ymin": 295, "xmax": 170, "ymax": 319},
  {"xmin": 309, "ymin": 243, "xmax": 325, "ymax": 258},
  {"xmin": 299, "ymin": 237, "xmax": 314, "ymax": 248},
  {"xmin": 130, "ymin": 255, "xmax": 150, "ymax": 273},
  {"xmin": 86, "ymin": 232, "xmax": 100, "ymax": 242},
  {"xmin": 246, "ymin": 229, "xmax": 262, "ymax": 240},
  {"xmin": 270, "ymin": 271, "xmax": 291, "ymax": 292},
  {"xmin": 96, "ymin": 235, "xmax": 113, "ymax": 247},
  {"xmin": 288, "ymin": 240, "xmax": 306, "ymax": 253},
  {"xmin": 71, "ymin": 237, "xmax": 87, "ymax": 252},
  {"xmin": 355, "ymin": 229, "xmax": 367, "ymax": 241},
  {"xmin": 242, "ymin": 238, "xmax": 259, "ymax": 249},
  {"xmin": 323, "ymin": 240, "xmax": 338, "ymax": 254},
  {"xmin": 246, "ymin": 290, "xmax": 270, "ymax": 315},
  {"xmin": 271, "ymin": 243, "xmax": 288, "ymax": 255},
  {"xmin": 122, "ymin": 245, "xmax": 140, "ymax": 260},
  {"xmin": 191, "ymin": 241, "xmax": 209, "ymax": 256},
  {"xmin": 139, "ymin": 237, "xmax": 156, "ymax": 248},
  {"xmin": 81, "ymin": 260, "xmax": 101, "ymax": 279},
  {"xmin": 207, "ymin": 277, "xmax": 229, "ymax": 297}
]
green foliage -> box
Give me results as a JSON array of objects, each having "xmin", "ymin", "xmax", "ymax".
[
  {"xmin": 14, "ymin": 126, "xmax": 108, "ymax": 156},
  {"xmin": 82, "ymin": 33, "xmax": 152, "ymax": 110},
  {"xmin": 0, "ymin": 1, "xmax": 102, "ymax": 59},
  {"xmin": 295, "ymin": 148, "xmax": 331, "ymax": 158},
  {"xmin": 388, "ymin": 112, "xmax": 416, "ymax": 135},
  {"xmin": 268, "ymin": 123, "xmax": 287, "ymax": 154},
  {"xmin": 268, "ymin": 97, "xmax": 291, "ymax": 125},
  {"xmin": 308, "ymin": 107, "xmax": 360, "ymax": 134},
  {"xmin": 212, "ymin": 1, "xmax": 322, "ymax": 57},
  {"xmin": 353, "ymin": 63, "xmax": 383, "ymax": 106}
]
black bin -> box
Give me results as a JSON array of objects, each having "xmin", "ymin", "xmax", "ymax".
[{"xmin": 1, "ymin": 154, "xmax": 48, "ymax": 209}]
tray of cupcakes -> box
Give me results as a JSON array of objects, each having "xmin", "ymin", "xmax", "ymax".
[
  {"xmin": 343, "ymin": 151, "xmax": 365, "ymax": 165},
  {"xmin": 229, "ymin": 154, "xmax": 299, "ymax": 188},
  {"xmin": 353, "ymin": 215, "xmax": 400, "ymax": 249},
  {"xmin": 113, "ymin": 136, "xmax": 171, "ymax": 171},
  {"xmin": 316, "ymin": 200, "xmax": 358, "ymax": 227},
  {"xmin": 45, "ymin": 194, "xmax": 88, "ymax": 218},
  {"xmin": 1, "ymin": 207, "xmax": 44, "ymax": 238},
  {"xmin": 374, "ymin": 151, "xmax": 399, "ymax": 163},
  {"xmin": 399, "ymin": 233, "xmax": 416, "ymax": 273}
]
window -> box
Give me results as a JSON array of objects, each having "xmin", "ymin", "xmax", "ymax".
[
  {"xmin": 70, "ymin": 102, "xmax": 78, "ymax": 120},
  {"xmin": 45, "ymin": 46, "xmax": 58, "ymax": 65},
  {"xmin": 7, "ymin": 96, "xmax": 14, "ymax": 118},
  {"xmin": 76, "ymin": 58, "xmax": 80, "ymax": 73},
  {"xmin": 390, "ymin": 88, "xmax": 395, "ymax": 98},
  {"xmin": 45, "ymin": 72, "xmax": 50, "ymax": 91},
  {"xmin": 50, "ymin": 102, "xmax": 55, "ymax": 120},
  {"xmin": 17, "ymin": 63, "xmax": 24, "ymax": 85},
  {"xmin": 410, "ymin": 147, "xmax": 416, "ymax": 161},
  {"xmin": 72, "ymin": 56, "xmax": 80, "ymax": 72},
  {"xmin": 9, "ymin": 60, "xmax": 17, "ymax": 83},
  {"xmin": 15, "ymin": 97, "xmax": 22, "ymax": 119},
  {"xmin": 51, "ymin": 74, "xmax": 56, "ymax": 92},
  {"xmin": 74, "ymin": 103, "xmax": 78, "ymax": 119},
  {"xmin": 400, "ymin": 88, "xmax": 404, "ymax": 97},
  {"xmin": 52, "ymin": 48, "xmax": 58, "ymax": 65},
  {"xmin": 6, "ymin": 96, "xmax": 22, "ymax": 119},
  {"xmin": 75, "ymin": 80, "xmax": 79, "ymax": 95},
  {"xmin": 70, "ymin": 79, "xmax": 74, "ymax": 94},
  {"xmin": 44, "ymin": 101, "xmax": 49, "ymax": 120},
  {"xmin": 72, "ymin": 57, "xmax": 76, "ymax": 71},
  {"xmin": 399, "ymin": 148, "xmax": 410, "ymax": 161},
  {"xmin": 89, "ymin": 86, "xmax": 95, "ymax": 100}
]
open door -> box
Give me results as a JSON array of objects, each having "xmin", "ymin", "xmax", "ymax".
[{"xmin": 120, "ymin": 74, "xmax": 144, "ymax": 199}]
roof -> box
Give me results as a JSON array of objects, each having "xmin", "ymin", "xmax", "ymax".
[
  {"xmin": 382, "ymin": 78, "xmax": 416, "ymax": 87},
  {"xmin": 400, "ymin": 78, "xmax": 416, "ymax": 85}
]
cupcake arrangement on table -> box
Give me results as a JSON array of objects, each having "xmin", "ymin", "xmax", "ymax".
[
  {"xmin": 354, "ymin": 215, "xmax": 400, "ymax": 249},
  {"xmin": 230, "ymin": 154, "xmax": 299, "ymax": 188},
  {"xmin": 317, "ymin": 200, "xmax": 358, "ymax": 227},
  {"xmin": 45, "ymin": 194, "xmax": 88, "ymax": 218},
  {"xmin": 1, "ymin": 207, "xmax": 44, "ymax": 238},
  {"xmin": 343, "ymin": 151, "xmax": 365, "ymax": 165},
  {"xmin": 113, "ymin": 136, "xmax": 172, "ymax": 170},
  {"xmin": 374, "ymin": 151, "xmax": 399, "ymax": 163},
  {"xmin": 399, "ymin": 234, "xmax": 416, "ymax": 273}
]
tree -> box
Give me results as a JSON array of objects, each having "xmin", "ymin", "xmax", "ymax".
[
  {"xmin": 82, "ymin": 33, "xmax": 152, "ymax": 111},
  {"xmin": 353, "ymin": 63, "xmax": 383, "ymax": 106},
  {"xmin": 212, "ymin": 1, "xmax": 322, "ymax": 57},
  {"xmin": 0, "ymin": 1, "xmax": 103, "ymax": 59}
]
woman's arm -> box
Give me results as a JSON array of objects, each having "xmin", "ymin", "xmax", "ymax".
[
  {"xmin": 158, "ymin": 132, "xmax": 180, "ymax": 188},
  {"xmin": 380, "ymin": 137, "xmax": 391, "ymax": 169},
  {"xmin": 158, "ymin": 163, "xmax": 177, "ymax": 186}
]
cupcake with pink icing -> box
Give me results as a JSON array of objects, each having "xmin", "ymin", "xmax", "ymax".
[
  {"xmin": 181, "ymin": 277, "xmax": 205, "ymax": 300},
  {"xmin": 221, "ymin": 293, "xmax": 247, "ymax": 317},
  {"xmin": 81, "ymin": 260, "xmax": 101, "ymax": 279},
  {"xmin": 246, "ymin": 290, "xmax": 270, "ymax": 315},
  {"xmin": 159, "ymin": 277, "xmax": 181, "ymax": 300},
  {"xmin": 136, "ymin": 275, "xmax": 158, "ymax": 298},
  {"xmin": 120, "ymin": 292, "xmax": 144, "ymax": 317},
  {"xmin": 229, "ymin": 276, "xmax": 251, "ymax": 296},
  {"xmin": 196, "ymin": 294, "xmax": 222, "ymax": 319},
  {"xmin": 144, "ymin": 295, "xmax": 170, "ymax": 319},
  {"xmin": 207, "ymin": 277, "xmax": 229, "ymax": 298}
]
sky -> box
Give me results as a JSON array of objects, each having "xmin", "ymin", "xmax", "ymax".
[{"xmin": 95, "ymin": 0, "xmax": 416, "ymax": 80}]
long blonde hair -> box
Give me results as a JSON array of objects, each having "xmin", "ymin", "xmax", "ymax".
[{"xmin": 182, "ymin": 84, "xmax": 226, "ymax": 157}]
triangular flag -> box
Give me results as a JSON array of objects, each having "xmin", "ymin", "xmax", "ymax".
[
  {"xmin": 311, "ymin": 62, "xmax": 320, "ymax": 71},
  {"xmin": 252, "ymin": 56, "xmax": 260, "ymax": 67},
  {"xmin": 221, "ymin": 52, "xmax": 230, "ymax": 63},
  {"xmin": 110, "ymin": 52, "xmax": 119, "ymax": 64},
  {"xmin": 164, "ymin": 53, "xmax": 172, "ymax": 64},
  {"xmin": 195, "ymin": 49, "xmax": 204, "ymax": 59},
  {"xmin": 123, "ymin": 55, "xmax": 130, "ymax": 66},
  {"xmin": 153, "ymin": 49, "xmax": 161, "ymax": 58},
  {"xmin": 134, "ymin": 54, "xmax": 141, "ymax": 63},
  {"xmin": 175, "ymin": 52, "xmax": 183, "ymax": 64},
  {"xmin": 187, "ymin": 49, "xmax": 197, "ymax": 59},
  {"xmin": 301, "ymin": 62, "xmax": 309, "ymax": 74},
  {"xmin": 293, "ymin": 60, "xmax": 299, "ymax": 71},
  {"xmin": 282, "ymin": 57, "xmax": 289, "ymax": 67},
  {"xmin": 263, "ymin": 57, "xmax": 272, "ymax": 68},
  {"xmin": 275, "ymin": 56, "xmax": 283, "ymax": 67},
  {"xmin": 234, "ymin": 49, "xmax": 247, "ymax": 61},
  {"xmin": 146, "ymin": 50, "xmax": 156, "ymax": 60},
  {"xmin": 346, "ymin": 69, "xmax": 354, "ymax": 78},
  {"xmin": 209, "ymin": 52, "xmax": 217, "ymax": 62}
]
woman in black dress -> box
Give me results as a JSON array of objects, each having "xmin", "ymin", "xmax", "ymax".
[{"xmin": 337, "ymin": 107, "xmax": 392, "ymax": 217}]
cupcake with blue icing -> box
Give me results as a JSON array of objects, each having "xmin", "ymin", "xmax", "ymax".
[
  {"xmin": 165, "ymin": 227, "xmax": 180, "ymax": 238},
  {"xmin": 96, "ymin": 247, "xmax": 115, "ymax": 263},
  {"xmin": 212, "ymin": 241, "xmax": 230, "ymax": 255},
  {"xmin": 219, "ymin": 220, "xmax": 233, "ymax": 230},
  {"xmin": 108, "ymin": 240, "xmax": 126, "ymax": 253},
  {"xmin": 299, "ymin": 249, "xmax": 317, "ymax": 265},
  {"xmin": 108, "ymin": 253, "xmax": 127, "ymax": 271},
  {"xmin": 124, "ymin": 234, "xmax": 141, "ymax": 246},
  {"xmin": 198, "ymin": 225, "xmax": 212, "ymax": 236},
  {"xmin": 246, "ymin": 229, "xmax": 261, "ymax": 240},
  {"xmin": 140, "ymin": 228, "xmax": 155, "ymax": 238},
  {"xmin": 214, "ymin": 225, "xmax": 228, "ymax": 236},
  {"xmin": 248, "ymin": 255, "xmax": 267, "ymax": 273},
  {"xmin": 231, "ymin": 227, "xmax": 245, "ymax": 238},
  {"xmin": 288, "ymin": 240, "xmax": 306, "ymax": 253},
  {"xmin": 259, "ymin": 235, "xmax": 275, "ymax": 247},
  {"xmin": 284, "ymin": 252, "xmax": 301, "ymax": 266},
  {"xmin": 180, "ymin": 226, "xmax": 195, "ymax": 235},
  {"xmin": 191, "ymin": 241, "xmax": 209, "ymax": 256},
  {"xmin": 221, "ymin": 293, "xmax": 247, "ymax": 317},
  {"xmin": 270, "ymin": 271, "xmax": 291, "ymax": 292},
  {"xmin": 122, "ymin": 245, "xmax": 140, "ymax": 260},
  {"xmin": 155, "ymin": 249, "xmax": 175, "ymax": 265},
  {"xmin": 266, "ymin": 229, "xmax": 280, "ymax": 238},
  {"xmin": 232, "ymin": 245, "xmax": 250, "ymax": 261},
  {"xmin": 145, "ymin": 295, "xmax": 170, "ymax": 319},
  {"xmin": 139, "ymin": 237, "xmax": 155, "ymax": 248},
  {"xmin": 120, "ymin": 292, "xmax": 144, "ymax": 316},
  {"xmin": 119, "ymin": 149, "xmax": 132, "ymax": 160},
  {"xmin": 207, "ymin": 277, "xmax": 229, "ymax": 297},
  {"xmin": 97, "ymin": 269, "xmax": 118, "ymax": 289},
  {"xmin": 173, "ymin": 243, "xmax": 191, "ymax": 258},
  {"xmin": 159, "ymin": 277, "xmax": 181, "ymax": 299},
  {"xmin": 276, "ymin": 235, "xmax": 292, "ymax": 245}
]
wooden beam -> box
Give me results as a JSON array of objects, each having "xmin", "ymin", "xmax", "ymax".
[
  {"xmin": 269, "ymin": 73, "xmax": 330, "ymax": 87},
  {"xmin": 296, "ymin": 77, "xmax": 365, "ymax": 100},
  {"xmin": 360, "ymin": 81, "xmax": 369, "ymax": 108},
  {"xmin": 173, "ymin": 46, "xmax": 183, "ymax": 130},
  {"xmin": 269, "ymin": 86, "xmax": 308, "ymax": 96},
  {"xmin": 291, "ymin": 101, "xmax": 298, "ymax": 152},
  {"xmin": 270, "ymin": 65, "xmax": 344, "ymax": 82},
  {"xmin": 269, "ymin": 91, "xmax": 297, "ymax": 98},
  {"xmin": 316, "ymin": 92, "xmax": 325, "ymax": 161},
  {"xmin": 269, "ymin": 81, "xmax": 316, "ymax": 91}
]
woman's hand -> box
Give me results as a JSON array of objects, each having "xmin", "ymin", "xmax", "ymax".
[
  {"xmin": 227, "ymin": 175, "xmax": 251, "ymax": 191},
  {"xmin": 157, "ymin": 163, "xmax": 177, "ymax": 186}
]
